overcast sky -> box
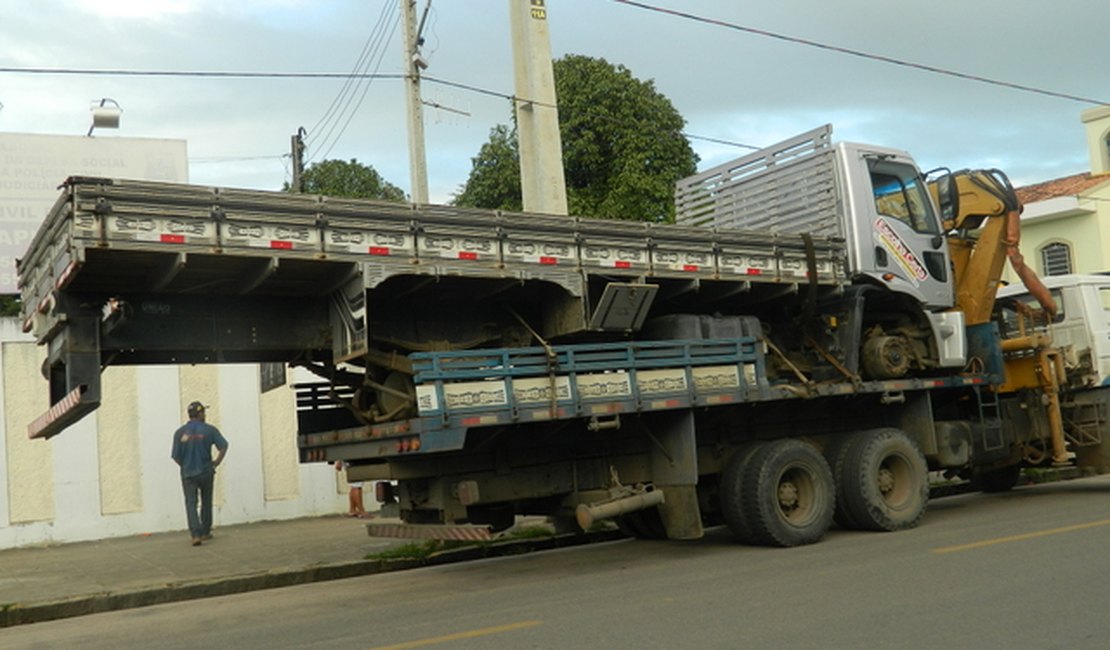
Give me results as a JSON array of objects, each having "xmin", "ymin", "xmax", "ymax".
[{"xmin": 2, "ymin": 0, "xmax": 1107, "ymax": 203}]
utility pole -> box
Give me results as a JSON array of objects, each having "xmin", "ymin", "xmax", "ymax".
[
  {"xmin": 402, "ymin": 0, "xmax": 430, "ymax": 204},
  {"xmin": 509, "ymin": 0, "xmax": 568, "ymax": 215},
  {"xmin": 290, "ymin": 127, "xmax": 306, "ymax": 193}
]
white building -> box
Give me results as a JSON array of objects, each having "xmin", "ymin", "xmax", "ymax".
[{"xmin": 0, "ymin": 133, "xmax": 347, "ymax": 549}]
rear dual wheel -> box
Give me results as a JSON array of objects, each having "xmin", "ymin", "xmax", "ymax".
[
  {"xmin": 720, "ymin": 439, "xmax": 835, "ymax": 547},
  {"xmin": 828, "ymin": 428, "xmax": 928, "ymax": 532}
]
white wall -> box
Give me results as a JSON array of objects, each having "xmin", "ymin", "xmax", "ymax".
[{"xmin": 0, "ymin": 317, "xmax": 347, "ymax": 549}]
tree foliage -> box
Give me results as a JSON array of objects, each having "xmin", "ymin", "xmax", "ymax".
[
  {"xmin": 452, "ymin": 125, "xmax": 522, "ymax": 212},
  {"xmin": 454, "ymin": 55, "xmax": 698, "ymax": 222},
  {"xmin": 288, "ymin": 158, "xmax": 406, "ymax": 201}
]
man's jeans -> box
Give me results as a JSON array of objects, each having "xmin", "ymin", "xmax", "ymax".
[{"xmin": 182, "ymin": 470, "xmax": 215, "ymax": 538}]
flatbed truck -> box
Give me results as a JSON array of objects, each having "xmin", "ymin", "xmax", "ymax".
[{"xmin": 17, "ymin": 126, "xmax": 1110, "ymax": 546}]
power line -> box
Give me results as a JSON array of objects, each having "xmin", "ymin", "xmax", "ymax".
[
  {"xmin": 189, "ymin": 155, "xmax": 284, "ymax": 163},
  {"xmin": 0, "ymin": 66, "xmax": 405, "ymax": 80},
  {"xmin": 0, "ymin": 64, "xmax": 761, "ymax": 150},
  {"xmin": 611, "ymin": 0, "xmax": 1110, "ymax": 106},
  {"xmin": 307, "ymin": 2, "xmax": 394, "ymax": 141},
  {"xmin": 419, "ymin": 75, "xmax": 760, "ymax": 150},
  {"xmin": 308, "ymin": 2, "xmax": 401, "ymax": 164}
]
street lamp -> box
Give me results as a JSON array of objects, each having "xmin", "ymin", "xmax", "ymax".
[{"xmin": 87, "ymin": 98, "xmax": 122, "ymax": 136}]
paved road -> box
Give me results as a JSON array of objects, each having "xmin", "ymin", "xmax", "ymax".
[{"xmin": 8, "ymin": 475, "xmax": 1110, "ymax": 649}]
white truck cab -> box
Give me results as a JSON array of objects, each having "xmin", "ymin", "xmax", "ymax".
[{"xmin": 997, "ymin": 274, "xmax": 1110, "ymax": 388}]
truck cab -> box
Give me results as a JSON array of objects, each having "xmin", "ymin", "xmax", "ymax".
[
  {"xmin": 998, "ymin": 274, "xmax": 1110, "ymax": 388},
  {"xmin": 838, "ymin": 141, "xmax": 952, "ymax": 310}
]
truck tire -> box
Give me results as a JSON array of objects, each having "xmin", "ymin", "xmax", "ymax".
[
  {"xmin": 823, "ymin": 435, "xmax": 862, "ymax": 530},
  {"xmin": 837, "ymin": 428, "xmax": 928, "ymax": 531},
  {"xmin": 726, "ymin": 439, "xmax": 834, "ymax": 547},
  {"xmin": 719, "ymin": 442, "xmax": 765, "ymax": 544}
]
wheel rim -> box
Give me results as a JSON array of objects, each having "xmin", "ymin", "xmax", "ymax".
[
  {"xmin": 877, "ymin": 453, "xmax": 913, "ymax": 509},
  {"xmin": 777, "ymin": 465, "xmax": 818, "ymax": 527}
]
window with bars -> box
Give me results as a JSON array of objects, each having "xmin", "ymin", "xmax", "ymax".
[{"xmin": 1040, "ymin": 242, "xmax": 1073, "ymax": 276}]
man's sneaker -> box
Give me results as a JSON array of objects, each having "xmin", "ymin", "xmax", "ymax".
[
  {"xmin": 200, "ymin": 534, "xmax": 213, "ymax": 541},
  {"xmin": 191, "ymin": 538, "xmax": 202, "ymax": 546}
]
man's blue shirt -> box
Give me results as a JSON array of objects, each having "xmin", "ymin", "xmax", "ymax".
[{"xmin": 172, "ymin": 420, "xmax": 228, "ymax": 479}]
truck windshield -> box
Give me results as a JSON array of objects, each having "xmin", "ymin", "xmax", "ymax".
[
  {"xmin": 999, "ymin": 289, "xmax": 1065, "ymax": 334},
  {"xmin": 869, "ymin": 160, "xmax": 939, "ymax": 234}
]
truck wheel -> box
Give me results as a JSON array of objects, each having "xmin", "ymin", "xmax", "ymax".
[
  {"xmin": 861, "ymin": 335, "xmax": 912, "ymax": 379},
  {"xmin": 719, "ymin": 442, "xmax": 765, "ymax": 544},
  {"xmin": 823, "ymin": 435, "xmax": 862, "ymax": 530},
  {"xmin": 838, "ymin": 428, "xmax": 928, "ymax": 531},
  {"xmin": 730, "ymin": 439, "xmax": 834, "ymax": 547}
]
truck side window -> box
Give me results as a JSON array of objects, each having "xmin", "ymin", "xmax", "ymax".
[
  {"xmin": 869, "ymin": 161, "xmax": 940, "ymax": 235},
  {"xmin": 1100, "ymin": 288, "xmax": 1110, "ymax": 325}
]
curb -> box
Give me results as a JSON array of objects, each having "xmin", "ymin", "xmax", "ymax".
[{"xmin": 0, "ymin": 528, "xmax": 625, "ymax": 628}]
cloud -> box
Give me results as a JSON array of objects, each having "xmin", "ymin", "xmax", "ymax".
[{"xmin": 2, "ymin": 0, "xmax": 1107, "ymax": 205}]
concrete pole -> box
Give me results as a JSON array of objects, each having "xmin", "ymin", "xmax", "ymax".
[
  {"xmin": 402, "ymin": 0, "xmax": 429, "ymax": 204},
  {"xmin": 509, "ymin": 0, "xmax": 568, "ymax": 215}
]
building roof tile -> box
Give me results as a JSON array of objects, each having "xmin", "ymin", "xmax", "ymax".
[{"xmin": 1016, "ymin": 172, "xmax": 1110, "ymax": 204}]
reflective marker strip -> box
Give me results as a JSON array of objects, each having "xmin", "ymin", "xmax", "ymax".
[
  {"xmin": 27, "ymin": 386, "xmax": 83, "ymax": 439},
  {"xmin": 365, "ymin": 523, "xmax": 493, "ymax": 541},
  {"xmin": 271, "ymin": 241, "xmax": 293, "ymax": 250},
  {"xmin": 369, "ymin": 246, "xmax": 391, "ymax": 256},
  {"xmin": 161, "ymin": 234, "xmax": 185, "ymax": 244},
  {"xmin": 458, "ymin": 252, "xmax": 478, "ymax": 261}
]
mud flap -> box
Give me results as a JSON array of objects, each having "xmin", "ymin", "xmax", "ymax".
[{"xmin": 648, "ymin": 410, "xmax": 704, "ymax": 540}]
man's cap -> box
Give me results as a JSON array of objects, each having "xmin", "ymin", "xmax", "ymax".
[{"xmin": 187, "ymin": 401, "xmax": 208, "ymax": 417}]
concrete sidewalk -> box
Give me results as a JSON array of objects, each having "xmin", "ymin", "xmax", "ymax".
[
  {"xmin": 0, "ymin": 514, "xmax": 406, "ymax": 627},
  {"xmin": 0, "ymin": 514, "xmax": 622, "ymax": 627}
]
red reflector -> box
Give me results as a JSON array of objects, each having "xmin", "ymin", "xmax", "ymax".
[
  {"xmin": 746, "ymin": 268, "xmax": 762, "ymax": 275},
  {"xmin": 271, "ymin": 241, "xmax": 294, "ymax": 250},
  {"xmin": 161, "ymin": 234, "xmax": 185, "ymax": 244},
  {"xmin": 614, "ymin": 260, "xmax": 631, "ymax": 269},
  {"xmin": 458, "ymin": 251, "xmax": 478, "ymax": 261},
  {"xmin": 539, "ymin": 256, "xmax": 557, "ymax": 265},
  {"xmin": 461, "ymin": 417, "xmax": 480, "ymax": 426},
  {"xmin": 411, "ymin": 438, "xmax": 421, "ymax": 451},
  {"xmin": 369, "ymin": 246, "xmax": 391, "ymax": 256},
  {"xmin": 683, "ymin": 264, "xmax": 698, "ymax": 272}
]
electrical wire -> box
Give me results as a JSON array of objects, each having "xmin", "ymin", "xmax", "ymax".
[
  {"xmin": 611, "ymin": 0, "xmax": 1110, "ymax": 106},
  {"xmin": 0, "ymin": 64, "xmax": 762, "ymax": 151},
  {"xmin": 0, "ymin": 66, "xmax": 404, "ymax": 79},
  {"xmin": 306, "ymin": 1, "xmax": 394, "ymax": 141},
  {"xmin": 307, "ymin": 2, "xmax": 401, "ymax": 164}
]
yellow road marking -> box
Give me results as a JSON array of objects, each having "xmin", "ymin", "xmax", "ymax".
[
  {"xmin": 932, "ymin": 518, "xmax": 1110, "ymax": 554},
  {"xmin": 369, "ymin": 620, "xmax": 543, "ymax": 650}
]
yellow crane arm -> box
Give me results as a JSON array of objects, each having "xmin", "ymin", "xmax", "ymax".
[{"xmin": 931, "ymin": 169, "xmax": 1057, "ymax": 325}]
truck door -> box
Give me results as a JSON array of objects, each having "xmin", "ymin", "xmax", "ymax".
[{"xmin": 861, "ymin": 156, "xmax": 952, "ymax": 309}]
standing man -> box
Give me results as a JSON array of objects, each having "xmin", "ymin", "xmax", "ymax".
[{"xmin": 171, "ymin": 401, "xmax": 229, "ymax": 546}]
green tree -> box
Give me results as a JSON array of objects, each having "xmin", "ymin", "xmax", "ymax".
[
  {"xmin": 287, "ymin": 158, "xmax": 406, "ymax": 201},
  {"xmin": 453, "ymin": 124, "xmax": 522, "ymax": 212},
  {"xmin": 455, "ymin": 55, "xmax": 698, "ymax": 223},
  {"xmin": 0, "ymin": 296, "xmax": 20, "ymax": 318}
]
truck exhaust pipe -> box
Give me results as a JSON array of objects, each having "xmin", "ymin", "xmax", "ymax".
[{"xmin": 575, "ymin": 488, "xmax": 665, "ymax": 531}]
